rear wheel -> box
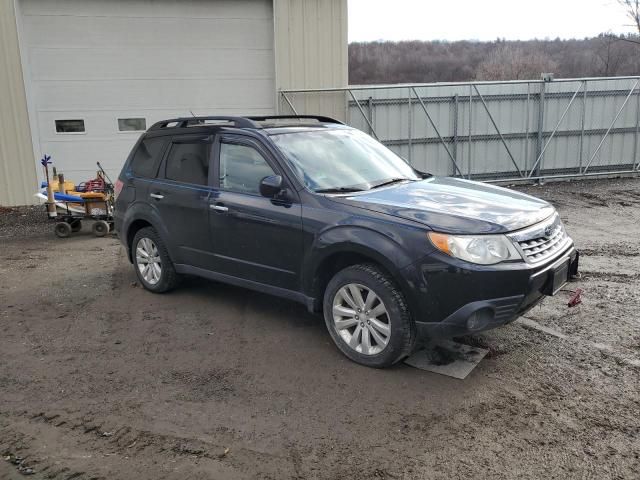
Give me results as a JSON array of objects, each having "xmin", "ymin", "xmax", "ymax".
[
  {"xmin": 323, "ymin": 263, "xmax": 416, "ymax": 368},
  {"xmin": 132, "ymin": 227, "xmax": 179, "ymax": 293},
  {"xmin": 54, "ymin": 222, "xmax": 72, "ymax": 238},
  {"xmin": 92, "ymin": 220, "xmax": 110, "ymax": 237}
]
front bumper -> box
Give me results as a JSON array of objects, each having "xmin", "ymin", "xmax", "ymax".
[{"xmin": 404, "ymin": 245, "xmax": 579, "ymax": 339}]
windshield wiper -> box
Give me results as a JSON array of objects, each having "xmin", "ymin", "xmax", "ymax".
[
  {"xmin": 315, "ymin": 186, "xmax": 365, "ymax": 194},
  {"xmin": 369, "ymin": 178, "xmax": 412, "ymax": 189}
]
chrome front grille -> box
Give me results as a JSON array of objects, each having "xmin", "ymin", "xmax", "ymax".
[{"xmin": 509, "ymin": 214, "xmax": 572, "ymax": 264}]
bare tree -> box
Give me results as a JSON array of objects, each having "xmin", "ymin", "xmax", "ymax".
[
  {"xmin": 474, "ymin": 45, "xmax": 558, "ymax": 81},
  {"xmin": 618, "ymin": 0, "xmax": 640, "ymax": 34},
  {"xmin": 595, "ymin": 34, "xmax": 627, "ymax": 75},
  {"xmin": 348, "ymin": 38, "xmax": 640, "ymax": 85}
]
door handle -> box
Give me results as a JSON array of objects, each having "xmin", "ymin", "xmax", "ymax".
[
  {"xmin": 210, "ymin": 204, "xmax": 228, "ymax": 212},
  {"xmin": 150, "ymin": 193, "xmax": 164, "ymax": 200}
]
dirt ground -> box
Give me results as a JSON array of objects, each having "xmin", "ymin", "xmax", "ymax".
[{"xmin": 1, "ymin": 177, "xmax": 639, "ymax": 480}]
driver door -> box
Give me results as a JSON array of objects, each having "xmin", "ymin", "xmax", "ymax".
[{"xmin": 207, "ymin": 135, "xmax": 303, "ymax": 291}]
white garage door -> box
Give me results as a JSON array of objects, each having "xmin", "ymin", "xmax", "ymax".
[{"xmin": 18, "ymin": 0, "xmax": 275, "ymax": 183}]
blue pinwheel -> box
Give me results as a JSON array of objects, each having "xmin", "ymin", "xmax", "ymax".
[{"xmin": 40, "ymin": 154, "xmax": 52, "ymax": 167}]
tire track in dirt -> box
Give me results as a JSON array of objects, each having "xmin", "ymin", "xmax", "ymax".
[{"xmin": 0, "ymin": 409, "xmax": 294, "ymax": 479}]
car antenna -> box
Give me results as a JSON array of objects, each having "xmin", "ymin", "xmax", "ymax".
[{"xmin": 190, "ymin": 110, "xmax": 203, "ymax": 125}]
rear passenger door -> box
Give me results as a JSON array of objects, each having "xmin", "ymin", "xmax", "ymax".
[
  {"xmin": 151, "ymin": 134, "xmax": 214, "ymax": 267},
  {"xmin": 121, "ymin": 136, "xmax": 167, "ymax": 206},
  {"xmin": 208, "ymin": 135, "xmax": 303, "ymax": 291}
]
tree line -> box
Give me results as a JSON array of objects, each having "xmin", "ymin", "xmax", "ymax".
[{"xmin": 349, "ymin": 36, "xmax": 640, "ymax": 84}]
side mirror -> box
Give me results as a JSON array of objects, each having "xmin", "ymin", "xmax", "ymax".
[{"xmin": 259, "ymin": 175, "xmax": 283, "ymax": 198}]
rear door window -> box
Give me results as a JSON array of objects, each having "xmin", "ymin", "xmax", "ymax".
[
  {"xmin": 129, "ymin": 137, "xmax": 166, "ymax": 178},
  {"xmin": 165, "ymin": 142, "xmax": 210, "ymax": 186}
]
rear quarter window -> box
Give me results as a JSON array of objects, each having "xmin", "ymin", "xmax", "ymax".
[{"xmin": 129, "ymin": 137, "xmax": 166, "ymax": 178}]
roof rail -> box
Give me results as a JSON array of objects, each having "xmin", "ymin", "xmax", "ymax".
[
  {"xmin": 148, "ymin": 115, "xmax": 344, "ymax": 131},
  {"xmin": 247, "ymin": 115, "xmax": 343, "ymax": 125},
  {"xmin": 148, "ymin": 116, "xmax": 259, "ymax": 131}
]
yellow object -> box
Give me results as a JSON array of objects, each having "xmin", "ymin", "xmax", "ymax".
[
  {"xmin": 48, "ymin": 179, "xmax": 76, "ymax": 194},
  {"xmin": 78, "ymin": 192, "xmax": 105, "ymax": 200}
]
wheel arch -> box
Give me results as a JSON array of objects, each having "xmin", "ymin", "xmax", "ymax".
[
  {"xmin": 305, "ymin": 227, "xmax": 416, "ymax": 313},
  {"xmin": 123, "ymin": 207, "xmax": 174, "ymax": 264}
]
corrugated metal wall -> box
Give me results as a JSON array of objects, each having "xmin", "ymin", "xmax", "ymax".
[
  {"xmin": 274, "ymin": 0, "xmax": 348, "ymax": 120},
  {"xmin": 0, "ymin": 0, "xmax": 37, "ymax": 206},
  {"xmin": 282, "ymin": 77, "xmax": 640, "ymax": 180}
]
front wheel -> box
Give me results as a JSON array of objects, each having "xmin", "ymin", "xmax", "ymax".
[
  {"xmin": 323, "ymin": 264, "xmax": 416, "ymax": 368},
  {"xmin": 132, "ymin": 227, "xmax": 179, "ymax": 293}
]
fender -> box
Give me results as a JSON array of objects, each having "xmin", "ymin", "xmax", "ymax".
[
  {"xmin": 121, "ymin": 200, "xmax": 176, "ymax": 263},
  {"xmin": 303, "ymin": 225, "xmax": 418, "ymax": 294}
]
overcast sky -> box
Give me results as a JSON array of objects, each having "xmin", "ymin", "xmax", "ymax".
[{"xmin": 349, "ymin": 0, "xmax": 633, "ymax": 42}]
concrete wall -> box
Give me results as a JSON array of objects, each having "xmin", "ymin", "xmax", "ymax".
[{"xmin": 0, "ymin": 0, "xmax": 37, "ymax": 206}]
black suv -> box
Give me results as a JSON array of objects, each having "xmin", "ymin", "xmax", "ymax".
[{"xmin": 114, "ymin": 115, "xmax": 579, "ymax": 368}]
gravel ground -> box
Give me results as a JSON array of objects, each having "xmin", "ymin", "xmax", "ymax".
[
  {"xmin": 0, "ymin": 205, "xmax": 50, "ymax": 240},
  {"xmin": 1, "ymin": 177, "xmax": 639, "ymax": 479}
]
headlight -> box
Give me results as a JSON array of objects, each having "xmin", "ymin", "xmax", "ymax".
[{"xmin": 428, "ymin": 232, "xmax": 522, "ymax": 265}]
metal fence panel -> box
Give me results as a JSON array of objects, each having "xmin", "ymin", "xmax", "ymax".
[{"xmin": 279, "ymin": 76, "xmax": 640, "ymax": 182}]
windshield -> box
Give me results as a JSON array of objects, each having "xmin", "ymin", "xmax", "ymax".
[{"xmin": 270, "ymin": 128, "xmax": 421, "ymax": 192}]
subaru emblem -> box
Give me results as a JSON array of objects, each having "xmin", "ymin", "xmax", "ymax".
[{"xmin": 544, "ymin": 225, "xmax": 553, "ymax": 238}]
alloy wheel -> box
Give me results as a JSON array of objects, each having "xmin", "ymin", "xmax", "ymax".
[
  {"xmin": 136, "ymin": 237, "xmax": 162, "ymax": 285},
  {"xmin": 332, "ymin": 283, "xmax": 391, "ymax": 355}
]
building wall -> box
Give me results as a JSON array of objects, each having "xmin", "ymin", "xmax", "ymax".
[
  {"xmin": 0, "ymin": 0, "xmax": 349, "ymax": 206},
  {"xmin": 0, "ymin": 0, "xmax": 37, "ymax": 206},
  {"xmin": 273, "ymin": 0, "xmax": 348, "ymax": 120},
  {"xmin": 18, "ymin": 0, "xmax": 277, "ymax": 185}
]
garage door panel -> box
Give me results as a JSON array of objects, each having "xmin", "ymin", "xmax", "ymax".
[
  {"xmin": 20, "ymin": 0, "xmax": 275, "ymax": 183},
  {"xmin": 36, "ymin": 108, "xmax": 275, "ymax": 142},
  {"xmin": 33, "ymin": 79, "xmax": 275, "ymax": 110},
  {"xmin": 23, "ymin": 15, "xmax": 273, "ymax": 49},
  {"xmin": 21, "ymin": 0, "xmax": 272, "ymax": 20},
  {"xmin": 38, "ymin": 139, "xmax": 142, "ymax": 180},
  {"xmin": 30, "ymin": 48, "xmax": 274, "ymax": 81}
]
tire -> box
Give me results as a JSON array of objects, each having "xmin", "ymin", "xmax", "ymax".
[
  {"xmin": 131, "ymin": 227, "xmax": 179, "ymax": 293},
  {"xmin": 54, "ymin": 222, "xmax": 72, "ymax": 238},
  {"xmin": 70, "ymin": 220, "xmax": 82, "ymax": 232},
  {"xmin": 323, "ymin": 263, "xmax": 416, "ymax": 368},
  {"xmin": 92, "ymin": 220, "xmax": 110, "ymax": 237}
]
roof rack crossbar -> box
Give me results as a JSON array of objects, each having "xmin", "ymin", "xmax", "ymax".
[{"xmin": 149, "ymin": 116, "xmax": 259, "ymax": 130}]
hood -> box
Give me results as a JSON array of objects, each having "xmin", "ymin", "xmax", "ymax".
[{"xmin": 329, "ymin": 177, "xmax": 555, "ymax": 234}]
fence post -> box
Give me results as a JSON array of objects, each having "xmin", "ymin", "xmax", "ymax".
[
  {"xmin": 468, "ymin": 84, "xmax": 472, "ymax": 179},
  {"xmin": 452, "ymin": 94, "xmax": 459, "ymax": 177},
  {"xmin": 535, "ymin": 81, "xmax": 546, "ymax": 180},
  {"xmin": 578, "ymin": 81, "xmax": 588, "ymax": 174},
  {"xmin": 634, "ymin": 84, "xmax": 640, "ymax": 170},
  {"xmin": 408, "ymin": 89, "xmax": 413, "ymax": 164},
  {"xmin": 524, "ymin": 83, "xmax": 531, "ymax": 174},
  {"xmin": 367, "ymin": 97, "xmax": 373, "ymax": 136}
]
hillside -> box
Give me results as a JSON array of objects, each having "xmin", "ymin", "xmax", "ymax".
[{"xmin": 349, "ymin": 36, "xmax": 640, "ymax": 84}]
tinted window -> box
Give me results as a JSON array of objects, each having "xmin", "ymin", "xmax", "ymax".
[
  {"xmin": 118, "ymin": 118, "xmax": 146, "ymax": 131},
  {"xmin": 220, "ymin": 143, "xmax": 275, "ymax": 195},
  {"xmin": 130, "ymin": 137, "xmax": 165, "ymax": 178},
  {"xmin": 165, "ymin": 142, "xmax": 210, "ymax": 185},
  {"xmin": 55, "ymin": 119, "xmax": 85, "ymax": 133}
]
